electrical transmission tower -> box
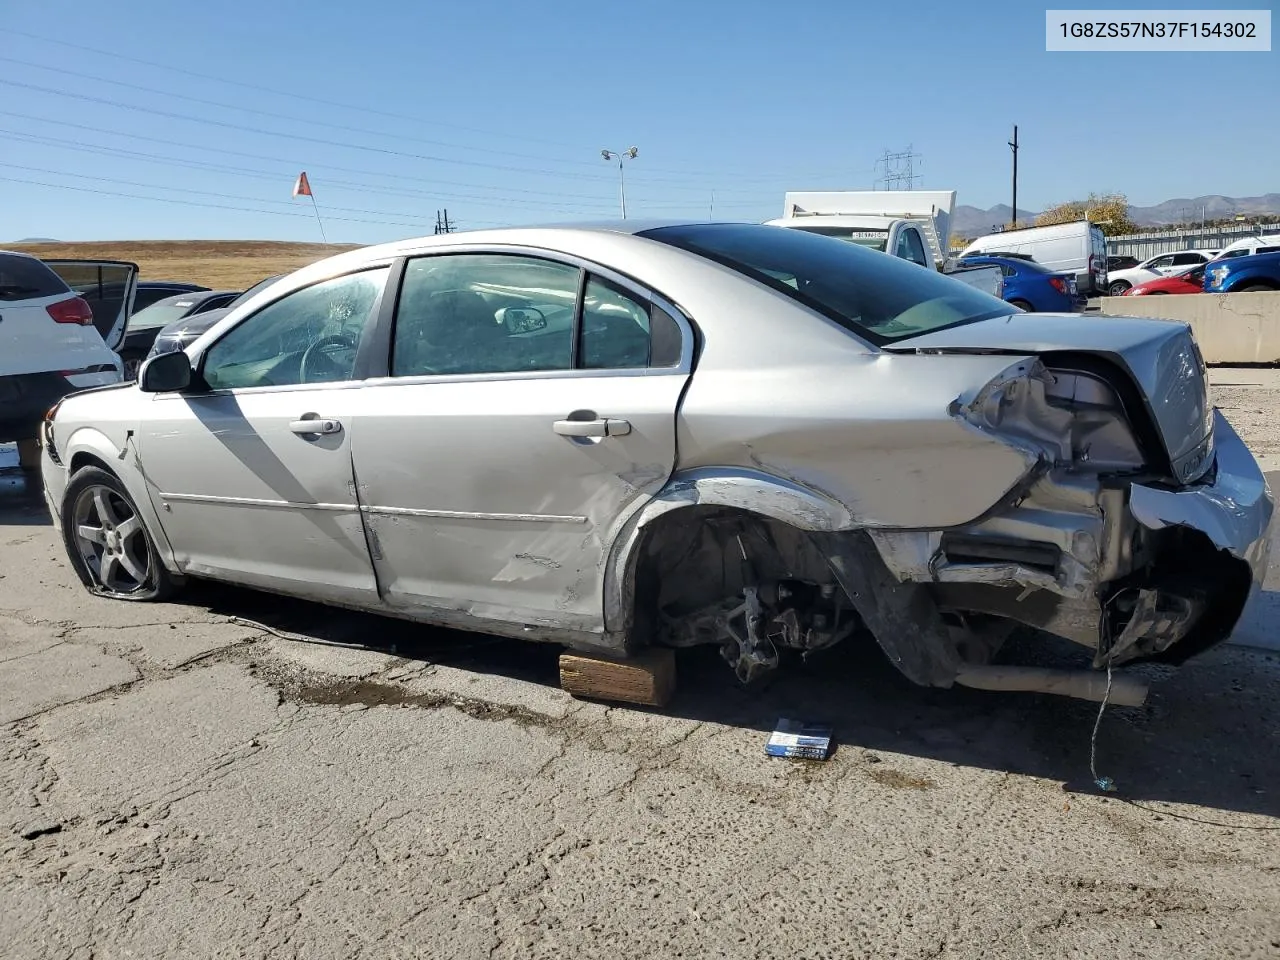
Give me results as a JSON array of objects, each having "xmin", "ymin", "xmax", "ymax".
[
  {"xmin": 434, "ymin": 209, "xmax": 455, "ymax": 235},
  {"xmin": 874, "ymin": 146, "xmax": 922, "ymax": 190}
]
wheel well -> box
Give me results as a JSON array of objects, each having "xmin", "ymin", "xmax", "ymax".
[
  {"xmin": 68, "ymin": 451, "xmax": 114, "ymax": 476},
  {"xmin": 1232, "ymin": 279, "xmax": 1279, "ymax": 291},
  {"xmin": 628, "ymin": 505, "xmax": 838, "ymax": 645}
]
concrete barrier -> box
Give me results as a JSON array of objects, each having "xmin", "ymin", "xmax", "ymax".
[{"xmin": 1098, "ymin": 291, "xmax": 1280, "ymax": 364}]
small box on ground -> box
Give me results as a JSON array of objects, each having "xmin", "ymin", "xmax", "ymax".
[
  {"xmin": 558, "ymin": 648, "xmax": 675, "ymax": 707},
  {"xmin": 766, "ymin": 718, "xmax": 834, "ymax": 760}
]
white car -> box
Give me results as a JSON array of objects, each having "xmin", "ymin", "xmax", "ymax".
[
  {"xmin": 1106, "ymin": 250, "xmax": 1218, "ymax": 296},
  {"xmin": 0, "ymin": 252, "xmax": 135, "ymax": 456}
]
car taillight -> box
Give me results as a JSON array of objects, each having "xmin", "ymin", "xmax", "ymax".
[
  {"xmin": 46, "ymin": 297, "xmax": 95, "ymax": 325},
  {"xmin": 1088, "ymin": 254, "xmax": 1095, "ymax": 274},
  {"xmin": 1049, "ymin": 276, "xmax": 1067, "ymax": 294}
]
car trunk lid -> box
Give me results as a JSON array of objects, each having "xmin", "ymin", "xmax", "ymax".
[
  {"xmin": 883, "ymin": 312, "xmax": 1214, "ymax": 483},
  {"xmin": 41, "ymin": 259, "xmax": 139, "ymax": 351}
]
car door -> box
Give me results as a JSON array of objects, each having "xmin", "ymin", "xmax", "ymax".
[
  {"xmin": 137, "ymin": 266, "xmax": 392, "ymax": 605},
  {"xmin": 348, "ymin": 250, "xmax": 692, "ymax": 634},
  {"xmin": 42, "ymin": 259, "xmax": 138, "ymax": 350}
]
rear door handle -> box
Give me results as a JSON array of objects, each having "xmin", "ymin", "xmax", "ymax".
[
  {"xmin": 290, "ymin": 417, "xmax": 343, "ymax": 436},
  {"xmin": 553, "ymin": 418, "xmax": 631, "ymax": 438}
]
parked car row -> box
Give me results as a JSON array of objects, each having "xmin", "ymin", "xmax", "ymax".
[{"xmin": 1124, "ymin": 247, "xmax": 1280, "ymax": 296}]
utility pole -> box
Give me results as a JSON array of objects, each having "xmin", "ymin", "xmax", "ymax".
[
  {"xmin": 434, "ymin": 209, "xmax": 454, "ymax": 235},
  {"xmin": 1008, "ymin": 125, "xmax": 1019, "ymax": 229},
  {"xmin": 601, "ymin": 147, "xmax": 639, "ymax": 218}
]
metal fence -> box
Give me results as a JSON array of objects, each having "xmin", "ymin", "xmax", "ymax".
[{"xmin": 1106, "ymin": 223, "xmax": 1280, "ymax": 259}]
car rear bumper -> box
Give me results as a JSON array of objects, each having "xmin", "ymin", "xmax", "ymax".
[
  {"xmin": 865, "ymin": 411, "xmax": 1272, "ymax": 682},
  {"xmin": 0, "ymin": 370, "xmax": 120, "ymax": 443}
]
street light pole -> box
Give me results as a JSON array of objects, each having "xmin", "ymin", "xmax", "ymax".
[{"xmin": 601, "ymin": 147, "xmax": 639, "ymax": 218}]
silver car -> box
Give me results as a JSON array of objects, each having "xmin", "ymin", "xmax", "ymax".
[{"xmin": 38, "ymin": 223, "xmax": 1273, "ymax": 701}]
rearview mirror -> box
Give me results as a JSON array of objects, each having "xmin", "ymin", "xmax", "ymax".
[
  {"xmin": 138, "ymin": 350, "xmax": 193, "ymax": 393},
  {"xmin": 497, "ymin": 306, "xmax": 547, "ymax": 335}
]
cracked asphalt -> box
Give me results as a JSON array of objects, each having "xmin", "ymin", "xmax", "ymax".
[{"xmin": 4, "ymin": 371, "xmax": 1280, "ymax": 959}]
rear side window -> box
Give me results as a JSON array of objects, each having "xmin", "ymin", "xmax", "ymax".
[
  {"xmin": 0, "ymin": 253, "xmax": 70, "ymax": 302},
  {"xmin": 1172, "ymin": 253, "xmax": 1206, "ymax": 266}
]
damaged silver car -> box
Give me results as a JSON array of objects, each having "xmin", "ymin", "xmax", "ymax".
[{"xmin": 38, "ymin": 223, "xmax": 1272, "ymax": 705}]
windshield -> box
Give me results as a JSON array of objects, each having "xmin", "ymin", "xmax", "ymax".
[
  {"xmin": 640, "ymin": 223, "xmax": 1012, "ymax": 345},
  {"xmin": 783, "ymin": 225, "xmax": 889, "ymax": 252},
  {"xmin": 126, "ymin": 300, "xmax": 196, "ymax": 331},
  {"xmin": 230, "ymin": 274, "xmax": 284, "ymax": 307}
]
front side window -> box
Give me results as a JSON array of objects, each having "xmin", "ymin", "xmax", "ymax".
[
  {"xmin": 1147, "ymin": 255, "xmax": 1175, "ymax": 270},
  {"xmin": 1172, "ymin": 253, "xmax": 1206, "ymax": 266},
  {"xmin": 202, "ymin": 268, "xmax": 388, "ymax": 390},
  {"xmin": 641, "ymin": 223, "xmax": 1011, "ymax": 345}
]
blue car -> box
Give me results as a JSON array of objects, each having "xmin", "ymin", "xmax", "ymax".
[
  {"xmin": 1205, "ymin": 249, "xmax": 1280, "ymax": 293},
  {"xmin": 958, "ymin": 255, "xmax": 1084, "ymax": 313}
]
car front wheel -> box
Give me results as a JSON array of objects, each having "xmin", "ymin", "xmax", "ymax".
[
  {"xmin": 61, "ymin": 466, "xmax": 176, "ymax": 601},
  {"xmin": 1108, "ymin": 281, "xmax": 1131, "ymax": 296}
]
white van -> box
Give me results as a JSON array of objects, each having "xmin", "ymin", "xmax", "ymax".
[
  {"xmin": 1215, "ymin": 234, "xmax": 1280, "ymax": 260},
  {"xmin": 0, "ymin": 251, "xmax": 134, "ymax": 452},
  {"xmin": 958, "ymin": 220, "xmax": 1109, "ymax": 295}
]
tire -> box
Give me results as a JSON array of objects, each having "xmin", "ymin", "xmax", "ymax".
[
  {"xmin": 1107, "ymin": 281, "xmax": 1131, "ymax": 296},
  {"xmin": 61, "ymin": 466, "xmax": 176, "ymax": 601},
  {"xmin": 1238, "ymin": 283, "xmax": 1278, "ymax": 293},
  {"xmin": 1009, "ymin": 299, "xmax": 1034, "ymax": 312}
]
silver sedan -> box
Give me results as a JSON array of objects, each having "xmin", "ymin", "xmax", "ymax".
[{"xmin": 38, "ymin": 222, "xmax": 1273, "ymax": 703}]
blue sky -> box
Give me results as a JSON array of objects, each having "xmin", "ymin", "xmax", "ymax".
[{"xmin": 1, "ymin": 0, "xmax": 1276, "ymax": 243}]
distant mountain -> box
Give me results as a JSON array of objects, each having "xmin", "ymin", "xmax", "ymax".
[
  {"xmin": 13, "ymin": 237, "xmax": 60, "ymax": 243},
  {"xmin": 1134, "ymin": 193, "xmax": 1280, "ymax": 226},
  {"xmin": 953, "ymin": 193, "xmax": 1280, "ymax": 238}
]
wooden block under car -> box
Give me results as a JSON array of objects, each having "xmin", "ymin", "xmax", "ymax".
[{"xmin": 558, "ymin": 648, "xmax": 676, "ymax": 707}]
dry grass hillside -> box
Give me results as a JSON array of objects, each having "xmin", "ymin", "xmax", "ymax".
[{"xmin": 8, "ymin": 240, "xmax": 361, "ymax": 290}]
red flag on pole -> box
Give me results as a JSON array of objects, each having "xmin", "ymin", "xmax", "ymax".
[{"xmin": 292, "ymin": 172, "xmax": 313, "ymax": 198}]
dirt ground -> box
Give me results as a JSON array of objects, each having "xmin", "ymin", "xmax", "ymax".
[
  {"xmin": 9, "ymin": 240, "xmax": 360, "ymax": 290},
  {"xmin": 2, "ymin": 371, "xmax": 1280, "ymax": 958}
]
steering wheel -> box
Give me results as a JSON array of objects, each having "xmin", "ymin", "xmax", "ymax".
[{"xmin": 299, "ymin": 333, "xmax": 359, "ymax": 383}]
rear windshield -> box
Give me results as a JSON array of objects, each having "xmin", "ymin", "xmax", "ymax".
[
  {"xmin": 0, "ymin": 253, "xmax": 70, "ymax": 302},
  {"xmin": 640, "ymin": 223, "xmax": 1012, "ymax": 345}
]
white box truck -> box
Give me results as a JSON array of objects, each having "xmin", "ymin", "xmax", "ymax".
[{"xmin": 766, "ymin": 190, "xmax": 1004, "ymax": 298}]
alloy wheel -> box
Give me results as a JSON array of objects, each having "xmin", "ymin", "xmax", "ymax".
[{"xmin": 71, "ymin": 483, "xmax": 151, "ymax": 594}]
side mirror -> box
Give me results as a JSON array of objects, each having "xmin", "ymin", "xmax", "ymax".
[
  {"xmin": 138, "ymin": 350, "xmax": 193, "ymax": 393},
  {"xmin": 497, "ymin": 306, "xmax": 547, "ymax": 335}
]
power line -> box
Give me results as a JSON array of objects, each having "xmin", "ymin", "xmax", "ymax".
[
  {"xmin": 0, "ymin": 128, "xmax": 762, "ymax": 216},
  {"xmin": 0, "ymin": 78, "xmax": 772, "ymax": 194},
  {"xmin": 0, "ymin": 111, "xmax": 621, "ymax": 199},
  {"xmin": 0, "ymin": 174, "xmax": 442, "ymax": 229},
  {"xmin": 0, "ymin": 54, "xmax": 608, "ymax": 169},
  {"xmin": 0, "ymin": 77, "xmax": 631, "ymax": 181},
  {"xmin": 0, "ymin": 27, "xmax": 854, "ymax": 184},
  {"xmin": 0, "ymin": 135, "xmax": 624, "ymax": 214}
]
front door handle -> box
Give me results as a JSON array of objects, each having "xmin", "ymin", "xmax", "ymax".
[
  {"xmin": 553, "ymin": 418, "xmax": 631, "ymax": 438},
  {"xmin": 290, "ymin": 416, "xmax": 343, "ymax": 436}
]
